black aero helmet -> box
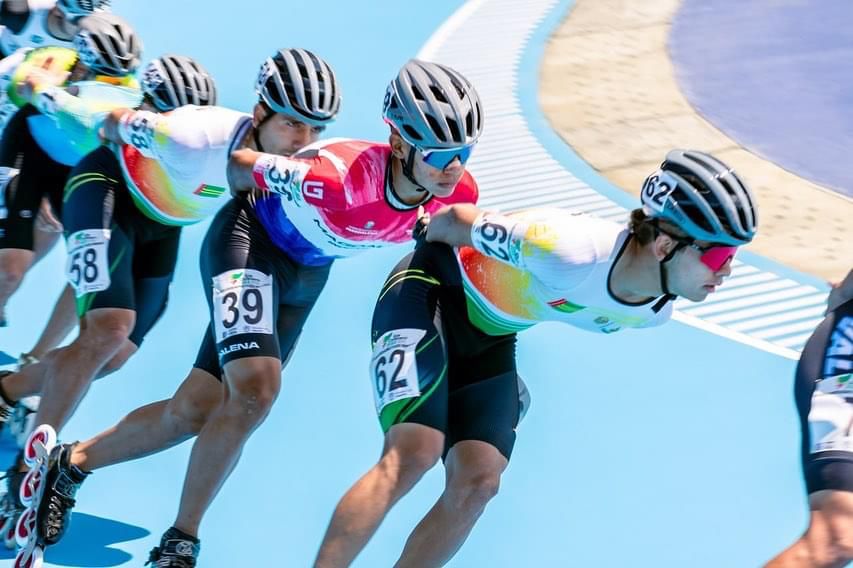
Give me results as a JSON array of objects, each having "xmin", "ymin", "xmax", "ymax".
[
  {"xmin": 73, "ymin": 13, "xmax": 141, "ymax": 77},
  {"xmin": 383, "ymin": 59, "xmax": 483, "ymax": 150},
  {"xmin": 641, "ymin": 149, "xmax": 758, "ymax": 246},
  {"xmin": 141, "ymin": 55, "xmax": 217, "ymax": 111},
  {"xmin": 255, "ymin": 48, "xmax": 341, "ymax": 126}
]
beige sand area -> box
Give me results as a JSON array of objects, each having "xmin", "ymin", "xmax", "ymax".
[{"xmin": 539, "ymin": 0, "xmax": 852, "ymax": 281}]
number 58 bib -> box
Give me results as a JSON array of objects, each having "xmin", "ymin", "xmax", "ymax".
[{"xmin": 66, "ymin": 229, "xmax": 111, "ymax": 297}]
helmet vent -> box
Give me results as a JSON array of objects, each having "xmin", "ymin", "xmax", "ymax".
[
  {"xmin": 429, "ymin": 85, "xmax": 448, "ymax": 104},
  {"xmin": 403, "ymin": 125, "xmax": 423, "ymax": 142},
  {"xmin": 425, "ymin": 115, "xmax": 447, "ymax": 142},
  {"xmin": 446, "ymin": 118, "xmax": 461, "ymax": 143}
]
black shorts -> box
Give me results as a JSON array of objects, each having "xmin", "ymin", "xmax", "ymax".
[
  {"xmin": 0, "ymin": 105, "xmax": 70, "ymax": 250},
  {"xmin": 62, "ymin": 146, "xmax": 180, "ymax": 347},
  {"xmin": 192, "ymin": 197, "xmax": 330, "ymax": 379},
  {"xmin": 371, "ymin": 242, "xmax": 520, "ymax": 460},
  {"xmin": 795, "ymin": 298, "xmax": 853, "ymax": 494}
]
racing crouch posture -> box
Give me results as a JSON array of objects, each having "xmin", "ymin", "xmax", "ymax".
[{"xmin": 314, "ymin": 149, "xmax": 759, "ymax": 567}]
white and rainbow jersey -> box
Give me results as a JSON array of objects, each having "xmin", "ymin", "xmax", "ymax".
[
  {"xmin": 459, "ymin": 208, "xmax": 673, "ymax": 335},
  {"xmin": 114, "ymin": 105, "xmax": 251, "ymax": 225},
  {"xmin": 250, "ymin": 138, "xmax": 479, "ymax": 265},
  {"xmin": 35, "ymin": 85, "xmax": 251, "ymax": 225}
]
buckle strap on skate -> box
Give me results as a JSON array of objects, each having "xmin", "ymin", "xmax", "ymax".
[
  {"xmin": 42, "ymin": 491, "xmax": 76, "ymax": 541},
  {"xmin": 146, "ymin": 540, "xmax": 199, "ymax": 567},
  {"xmin": 52, "ymin": 468, "xmax": 83, "ymax": 501}
]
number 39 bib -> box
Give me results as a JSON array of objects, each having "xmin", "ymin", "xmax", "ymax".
[
  {"xmin": 370, "ymin": 328, "xmax": 427, "ymax": 413},
  {"xmin": 65, "ymin": 229, "xmax": 111, "ymax": 297},
  {"xmin": 212, "ymin": 269, "xmax": 274, "ymax": 343}
]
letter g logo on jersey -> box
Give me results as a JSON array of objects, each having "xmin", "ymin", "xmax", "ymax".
[{"xmin": 303, "ymin": 180, "xmax": 324, "ymax": 200}]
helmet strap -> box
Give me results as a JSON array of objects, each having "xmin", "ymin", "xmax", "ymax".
[
  {"xmin": 400, "ymin": 146, "xmax": 429, "ymax": 193},
  {"xmin": 252, "ymin": 104, "xmax": 274, "ymax": 153},
  {"xmin": 658, "ymin": 241, "xmax": 686, "ymax": 298}
]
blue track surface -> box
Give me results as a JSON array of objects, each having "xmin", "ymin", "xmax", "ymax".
[
  {"xmin": 0, "ymin": 1, "xmax": 815, "ymax": 566},
  {"xmin": 671, "ymin": 0, "xmax": 853, "ymax": 198}
]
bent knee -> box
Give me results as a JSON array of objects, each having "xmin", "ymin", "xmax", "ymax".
[
  {"xmin": 168, "ymin": 381, "xmax": 221, "ymax": 434},
  {"xmin": 226, "ymin": 376, "xmax": 279, "ymax": 416},
  {"xmin": 97, "ymin": 341, "xmax": 137, "ymax": 376},
  {"xmin": 82, "ymin": 311, "xmax": 135, "ymax": 347},
  {"xmin": 383, "ymin": 425, "xmax": 443, "ymax": 478},
  {"xmin": 455, "ymin": 470, "xmax": 501, "ymax": 504},
  {"xmin": 166, "ymin": 398, "xmax": 211, "ymax": 435},
  {"xmin": 0, "ymin": 265, "xmax": 26, "ymax": 287},
  {"xmin": 828, "ymin": 516, "xmax": 853, "ymax": 560},
  {"xmin": 385, "ymin": 446, "xmax": 441, "ymax": 480}
]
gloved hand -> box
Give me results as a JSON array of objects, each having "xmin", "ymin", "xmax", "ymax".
[{"xmin": 412, "ymin": 205, "xmax": 431, "ymax": 247}]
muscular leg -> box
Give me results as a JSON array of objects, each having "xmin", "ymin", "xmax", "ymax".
[
  {"xmin": 173, "ymin": 356, "xmax": 281, "ymax": 537},
  {"xmin": 395, "ymin": 440, "xmax": 507, "ymax": 568},
  {"xmin": 765, "ymin": 490, "xmax": 853, "ymax": 568},
  {"xmin": 0, "ymin": 333, "xmax": 136, "ymax": 403},
  {"xmin": 314, "ymin": 423, "xmax": 444, "ymax": 568},
  {"xmin": 71, "ymin": 367, "xmax": 223, "ymax": 471},
  {"xmin": 33, "ymin": 306, "xmax": 135, "ymax": 430},
  {"xmin": 27, "ymin": 284, "xmax": 77, "ymax": 359}
]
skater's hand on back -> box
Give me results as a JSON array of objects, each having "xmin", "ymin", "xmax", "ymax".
[{"xmin": 35, "ymin": 197, "xmax": 63, "ymax": 233}]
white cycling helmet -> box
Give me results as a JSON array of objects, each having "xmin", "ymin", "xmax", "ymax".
[
  {"xmin": 73, "ymin": 13, "xmax": 141, "ymax": 77},
  {"xmin": 141, "ymin": 54, "xmax": 217, "ymax": 111},
  {"xmin": 255, "ymin": 48, "xmax": 340, "ymax": 126}
]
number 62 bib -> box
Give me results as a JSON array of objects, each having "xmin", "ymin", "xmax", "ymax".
[{"xmin": 370, "ymin": 328, "xmax": 427, "ymax": 413}]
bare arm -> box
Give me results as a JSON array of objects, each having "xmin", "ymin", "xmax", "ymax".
[
  {"xmin": 226, "ymin": 148, "xmax": 261, "ymax": 195},
  {"xmin": 98, "ymin": 107, "xmax": 136, "ymax": 144},
  {"xmin": 424, "ymin": 203, "xmax": 483, "ymax": 247}
]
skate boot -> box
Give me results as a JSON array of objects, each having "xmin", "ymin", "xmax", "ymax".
[
  {"xmin": 146, "ymin": 527, "xmax": 201, "ymax": 567},
  {"xmin": 0, "ymin": 370, "xmax": 16, "ymax": 427},
  {"xmin": 36, "ymin": 443, "xmax": 88, "ymax": 546},
  {"xmin": 0, "ymin": 463, "xmax": 25, "ymax": 549},
  {"xmin": 13, "ymin": 425, "xmax": 57, "ymax": 567}
]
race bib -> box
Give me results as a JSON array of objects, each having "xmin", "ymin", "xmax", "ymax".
[
  {"xmin": 809, "ymin": 390, "xmax": 853, "ymax": 453},
  {"xmin": 816, "ymin": 373, "xmax": 853, "ymax": 397},
  {"xmin": 66, "ymin": 229, "xmax": 110, "ymax": 297},
  {"xmin": 212, "ymin": 269, "xmax": 274, "ymax": 343},
  {"xmin": 370, "ymin": 328, "xmax": 426, "ymax": 413}
]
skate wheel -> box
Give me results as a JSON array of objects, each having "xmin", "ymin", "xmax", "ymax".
[
  {"xmin": 1, "ymin": 511, "xmax": 17, "ymax": 549},
  {"xmin": 14, "ymin": 542, "xmax": 43, "ymax": 568},
  {"xmin": 19, "ymin": 467, "xmax": 44, "ymax": 509},
  {"xmin": 23, "ymin": 426, "xmax": 56, "ymax": 468},
  {"xmin": 14, "ymin": 507, "xmax": 35, "ymax": 549}
]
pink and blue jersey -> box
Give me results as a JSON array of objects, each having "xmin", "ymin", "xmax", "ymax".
[{"xmin": 250, "ymin": 138, "xmax": 479, "ymax": 265}]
